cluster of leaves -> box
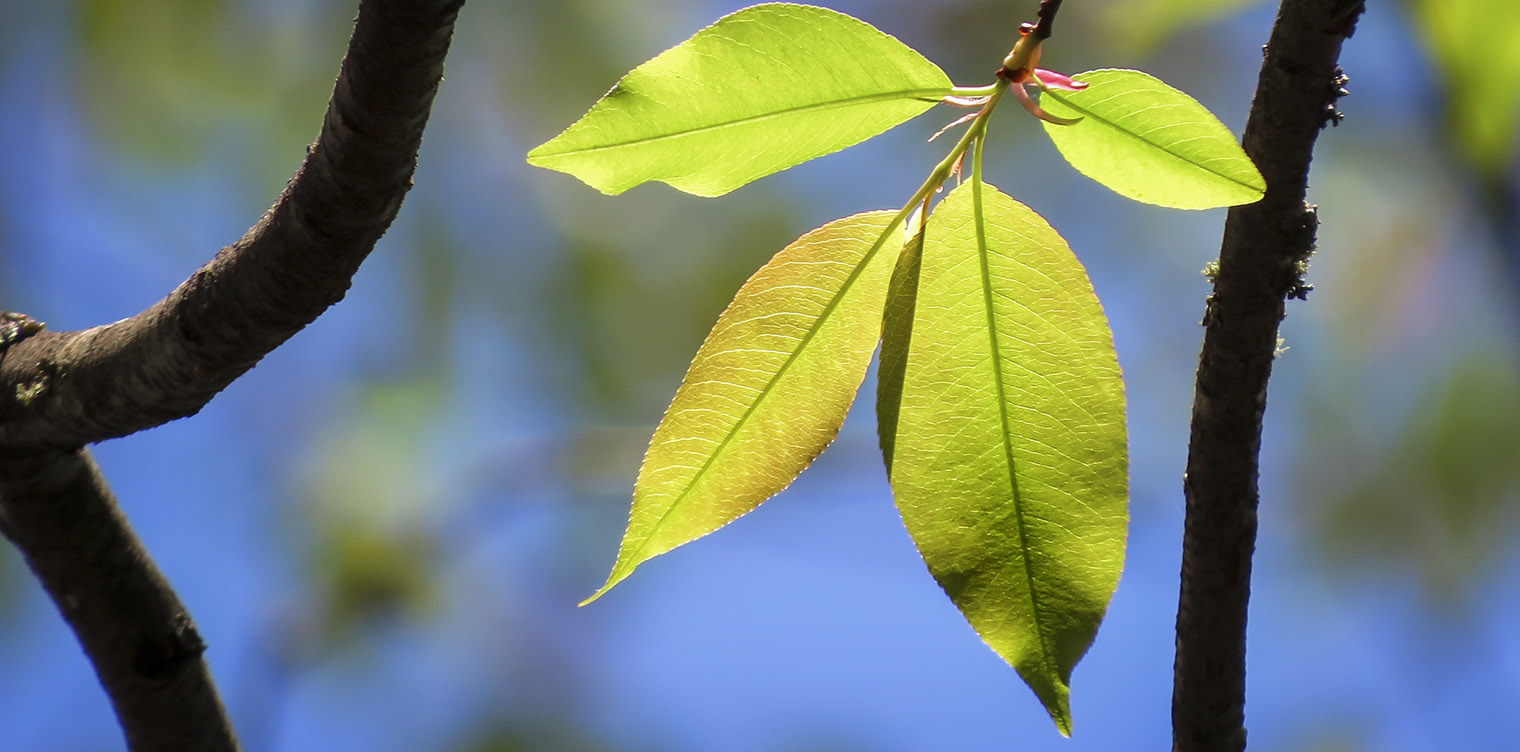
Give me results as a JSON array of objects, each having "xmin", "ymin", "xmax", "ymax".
[{"xmin": 528, "ymin": 2, "xmax": 1262, "ymax": 734}]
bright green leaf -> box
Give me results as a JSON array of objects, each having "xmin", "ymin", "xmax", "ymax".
[
  {"xmin": 1040, "ymin": 69, "xmax": 1265, "ymax": 209},
  {"xmin": 527, "ymin": 3, "xmax": 953, "ymax": 197},
  {"xmin": 889, "ymin": 180, "xmax": 1128, "ymax": 734},
  {"xmin": 585, "ymin": 210, "xmax": 905, "ymax": 603}
]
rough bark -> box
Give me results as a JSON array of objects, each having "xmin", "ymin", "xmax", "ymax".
[
  {"xmin": 0, "ymin": 0, "xmax": 466, "ymax": 748},
  {"xmin": 0, "ymin": 0, "xmax": 465, "ymax": 448},
  {"xmin": 1172, "ymin": 1, "xmax": 1364, "ymax": 751}
]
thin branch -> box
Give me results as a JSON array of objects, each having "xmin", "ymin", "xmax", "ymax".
[
  {"xmin": 1173, "ymin": 1, "xmax": 1364, "ymax": 751},
  {"xmin": 0, "ymin": 0, "xmax": 466, "ymax": 449},
  {"xmin": 0, "ymin": 448, "xmax": 237, "ymax": 751},
  {"xmin": 1032, "ymin": 0, "xmax": 1063, "ymax": 39}
]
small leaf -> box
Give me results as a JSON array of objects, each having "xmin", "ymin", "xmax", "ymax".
[
  {"xmin": 876, "ymin": 222, "xmax": 925, "ymax": 476},
  {"xmin": 585, "ymin": 211, "xmax": 905, "ymax": 603},
  {"xmin": 889, "ymin": 180, "xmax": 1128, "ymax": 734},
  {"xmin": 527, "ymin": 3, "xmax": 953, "ymax": 197},
  {"xmin": 1040, "ymin": 69, "xmax": 1265, "ymax": 209}
]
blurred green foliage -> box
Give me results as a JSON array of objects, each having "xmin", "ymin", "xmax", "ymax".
[
  {"xmin": 297, "ymin": 382, "xmax": 448, "ymax": 648},
  {"xmin": 74, "ymin": 0, "xmax": 341, "ymax": 185},
  {"xmin": 1410, "ymin": 0, "xmax": 1520, "ymax": 176},
  {"xmin": 543, "ymin": 195, "xmax": 799, "ymax": 417},
  {"xmin": 1304, "ymin": 355, "xmax": 1520, "ymax": 603},
  {"xmin": 453, "ymin": 719, "xmax": 612, "ymax": 752},
  {"xmin": 1092, "ymin": 0, "xmax": 1268, "ymax": 55}
]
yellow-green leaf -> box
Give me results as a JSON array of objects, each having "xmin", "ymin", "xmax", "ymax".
[
  {"xmin": 584, "ymin": 210, "xmax": 905, "ymax": 603},
  {"xmin": 889, "ymin": 180, "xmax": 1128, "ymax": 734},
  {"xmin": 527, "ymin": 3, "xmax": 953, "ymax": 197},
  {"xmin": 1041, "ymin": 69, "xmax": 1265, "ymax": 209}
]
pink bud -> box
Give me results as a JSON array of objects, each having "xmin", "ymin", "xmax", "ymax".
[{"xmin": 1032, "ymin": 69, "xmax": 1087, "ymax": 92}]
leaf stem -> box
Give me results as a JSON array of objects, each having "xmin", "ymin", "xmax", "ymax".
[
  {"xmin": 853, "ymin": 81, "xmax": 1010, "ymax": 277},
  {"xmin": 912, "ymin": 82, "xmax": 1009, "ymax": 217},
  {"xmin": 950, "ymin": 83, "xmax": 1003, "ymax": 98}
]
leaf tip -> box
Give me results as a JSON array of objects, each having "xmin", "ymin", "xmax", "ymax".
[
  {"xmin": 1040, "ymin": 683, "xmax": 1074, "ymax": 737},
  {"xmin": 578, "ymin": 563, "xmax": 636, "ymax": 607},
  {"xmin": 525, "ymin": 135, "xmax": 561, "ymax": 165}
]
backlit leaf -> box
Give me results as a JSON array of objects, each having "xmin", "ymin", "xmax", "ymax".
[
  {"xmin": 877, "ymin": 222, "xmax": 924, "ymax": 476},
  {"xmin": 584, "ymin": 210, "xmax": 905, "ymax": 603},
  {"xmin": 527, "ymin": 3, "xmax": 953, "ymax": 197},
  {"xmin": 1040, "ymin": 69, "xmax": 1265, "ymax": 209},
  {"xmin": 889, "ymin": 180, "xmax": 1128, "ymax": 734}
]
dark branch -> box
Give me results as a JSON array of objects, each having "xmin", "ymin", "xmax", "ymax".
[
  {"xmin": 0, "ymin": 448, "xmax": 237, "ymax": 751},
  {"xmin": 1173, "ymin": 1, "xmax": 1364, "ymax": 751},
  {"xmin": 0, "ymin": 0, "xmax": 465, "ymax": 449},
  {"xmin": 0, "ymin": 0, "xmax": 466, "ymax": 749},
  {"xmin": 1032, "ymin": 0, "xmax": 1063, "ymax": 39}
]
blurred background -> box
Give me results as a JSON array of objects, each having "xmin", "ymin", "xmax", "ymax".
[{"xmin": 1, "ymin": 0, "xmax": 1517, "ymax": 750}]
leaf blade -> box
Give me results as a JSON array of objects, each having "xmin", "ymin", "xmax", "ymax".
[
  {"xmin": 527, "ymin": 3, "xmax": 953, "ymax": 197},
  {"xmin": 890, "ymin": 181, "xmax": 1128, "ymax": 733},
  {"xmin": 585, "ymin": 210, "xmax": 904, "ymax": 603},
  {"xmin": 877, "ymin": 222, "xmax": 925, "ymax": 476},
  {"xmin": 1040, "ymin": 69, "xmax": 1265, "ymax": 209}
]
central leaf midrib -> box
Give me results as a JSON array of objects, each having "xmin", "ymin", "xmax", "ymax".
[
  {"xmin": 624, "ymin": 216, "xmax": 899, "ymax": 568},
  {"xmin": 1045, "ymin": 88, "xmax": 1262, "ymax": 193},
  {"xmin": 970, "ymin": 181, "xmax": 1060, "ymax": 681},
  {"xmin": 534, "ymin": 88, "xmax": 951, "ymax": 158}
]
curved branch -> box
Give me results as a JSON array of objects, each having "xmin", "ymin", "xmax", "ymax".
[
  {"xmin": 0, "ymin": 448, "xmax": 237, "ymax": 751},
  {"xmin": 0, "ymin": 0, "xmax": 466, "ymax": 449},
  {"xmin": 0, "ymin": 0, "xmax": 466, "ymax": 749},
  {"xmin": 1172, "ymin": 1, "xmax": 1363, "ymax": 751}
]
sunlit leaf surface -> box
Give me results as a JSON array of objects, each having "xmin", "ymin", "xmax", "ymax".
[
  {"xmin": 889, "ymin": 181, "xmax": 1127, "ymax": 734},
  {"xmin": 585, "ymin": 211, "xmax": 904, "ymax": 603},
  {"xmin": 527, "ymin": 3, "xmax": 952, "ymax": 197},
  {"xmin": 1040, "ymin": 69, "xmax": 1265, "ymax": 209}
]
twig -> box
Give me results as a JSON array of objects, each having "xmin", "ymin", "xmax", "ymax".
[
  {"xmin": 1032, "ymin": 0, "xmax": 1063, "ymax": 39},
  {"xmin": 1172, "ymin": 1, "xmax": 1364, "ymax": 751}
]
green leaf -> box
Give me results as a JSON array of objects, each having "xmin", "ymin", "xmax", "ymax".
[
  {"xmin": 584, "ymin": 210, "xmax": 905, "ymax": 604},
  {"xmin": 1040, "ymin": 69, "xmax": 1265, "ymax": 209},
  {"xmin": 876, "ymin": 222, "xmax": 924, "ymax": 476},
  {"xmin": 527, "ymin": 3, "xmax": 953, "ymax": 197},
  {"xmin": 889, "ymin": 180, "xmax": 1128, "ymax": 734}
]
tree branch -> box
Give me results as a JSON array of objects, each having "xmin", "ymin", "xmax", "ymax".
[
  {"xmin": 0, "ymin": 0, "xmax": 465, "ymax": 449},
  {"xmin": 0, "ymin": 448, "xmax": 237, "ymax": 751},
  {"xmin": 0, "ymin": 0, "xmax": 466, "ymax": 748},
  {"xmin": 1172, "ymin": 2, "xmax": 1363, "ymax": 751}
]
